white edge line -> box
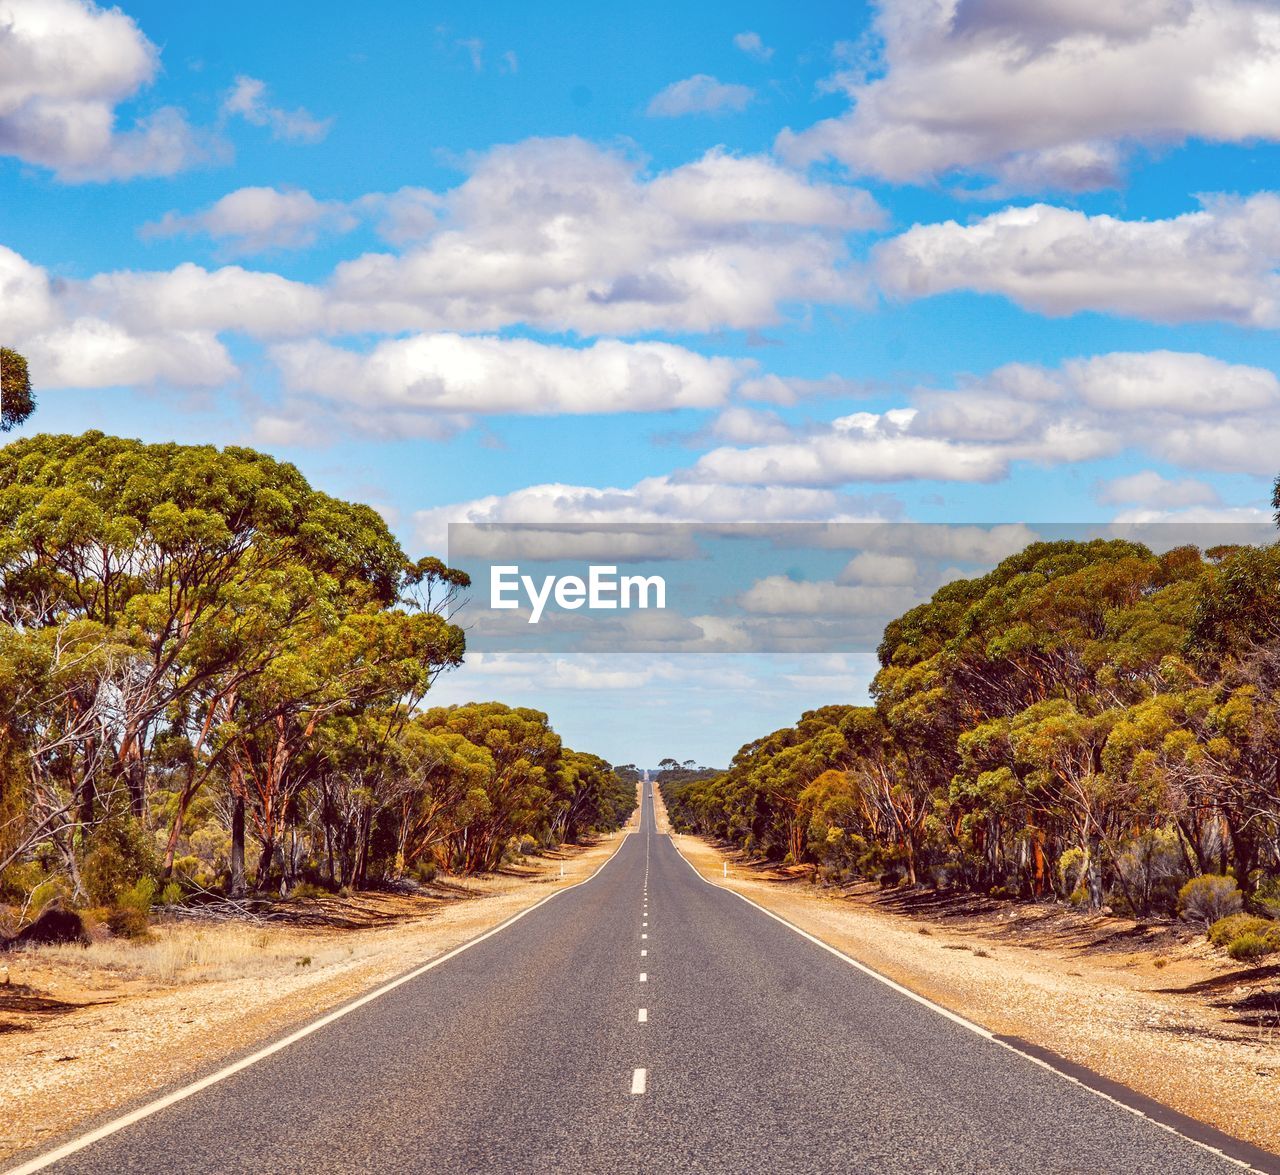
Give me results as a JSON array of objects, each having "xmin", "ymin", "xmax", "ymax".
[
  {"xmin": 4, "ymin": 828, "xmax": 637, "ymax": 1175},
  {"xmin": 667, "ymin": 835, "xmax": 1257, "ymax": 1174}
]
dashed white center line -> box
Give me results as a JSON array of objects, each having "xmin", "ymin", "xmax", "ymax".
[
  {"xmin": 641, "ymin": 949, "xmax": 648, "ymax": 956},
  {"xmin": 641, "ymin": 933, "xmax": 647, "ymax": 939},
  {"xmin": 639, "ymin": 972, "xmax": 648, "ymax": 982},
  {"xmin": 631, "ymin": 1068, "xmax": 647, "ymax": 1095},
  {"xmin": 638, "ymin": 1008, "xmax": 648, "ymax": 1023}
]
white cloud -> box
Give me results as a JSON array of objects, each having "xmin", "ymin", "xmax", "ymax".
[
  {"xmin": 0, "ymin": 0, "xmax": 204, "ymax": 180},
  {"xmin": 221, "ymin": 75, "xmax": 331, "ymax": 143},
  {"xmin": 23, "ymin": 319, "xmax": 234, "ymax": 389},
  {"xmin": 740, "ymin": 576, "xmax": 919, "ymax": 616},
  {"xmin": 268, "ymin": 335, "xmax": 746, "ymax": 422},
  {"xmin": 779, "ymin": 0, "xmax": 1280, "ymax": 192},
  {"xmin": 1096, "ymin": 471, "xmax": 1221, "ymax": 508},
  {"xmin": 326, "ymin": 139, "xmax": 881, "ymax": 335},
  {"xmin": 414, "ymin": 476, "xmax": 898, "ymax": 551},
  {"xmin": 142, "ymin": 187, "xmax": 358, "ymax": 254},
  {"xmin": 647, "ymin": 149, "xmax": 882, "ymax": 230},
  {"xmin": 20, "ymin": 139, "xmax": 880, "ymax": 357},
  {"xmin": 837, "ymin": 551, "xmax": 918, "ymax": 585},
  {"xmin": 647, "ymin": 75, "xmax": 754, "ymax": 117},
  {"xmin": 79, "ymin": 263, "xmax": 325, "ymax": 338},
  {"xmin": 733, "ymin": 31, "xmax": 774, "ymax": 61},
  {"xmin": 1066, "ymin": 351, "xmax": 1279, "ymax": 413},
  {"xmin": 875, "ymin": 195, "xmax": 1280, "ymax": 327},
  {"xmin": 690, "ymin": 408, "xmax": 1009, "ymax": 485},
  {"xmin": 0, "ymin": 245, "xmax": 234, "ymax": 389},
  {"xmin": 680, "ymin": 350, "xmax": 1280, "ymax": 488},
  {"xmin": 710, "ymin": 406, "xmax": 794, "ymax": 444}
]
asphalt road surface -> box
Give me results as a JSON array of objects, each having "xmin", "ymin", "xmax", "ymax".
[{"xmin": 15, "ymin": 783, "xmax": 1273, "ymax": 1174}]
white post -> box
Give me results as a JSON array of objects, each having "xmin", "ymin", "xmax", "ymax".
[
  {"xmin": 559, "ymin": 863, "xmax": 564, "ymax": 880},
  {"xmin": 723, "ymin": 861, "xmax": 728, "ymax": 879}
]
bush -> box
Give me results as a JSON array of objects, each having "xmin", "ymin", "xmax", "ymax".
[
  {"xmin": 413, "ymin": 859, "xmax": 438, "ymax": 884},
  {"xmin": 1227, "ymin": 932, "xmax": 1274, "ymax": 962},
  {"xmin": 287, "ymin": 881, "xmax": 330, "ymax": 901},
  {"xmin": 106, "ymin": 905, "xmax": 150, "ymax": 940},
  {"xmin": 1208, "ymin": 912, "xmax": 1272, "ymax": 947},
  {"xmin": 81, "ymin": 818, "xmax": 158, "ymax": 906},
  {"xmin": 1177, "ymin": 874, "xmax": 1242, "ymax": 926},
  {"xmin": 158, "ymin": 881, "xmax": 184, "ymax": 907}
]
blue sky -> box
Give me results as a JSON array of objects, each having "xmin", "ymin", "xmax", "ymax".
[{"xmin": 4, "ymin": 0, "xmax": 1280, "ymax": 765}]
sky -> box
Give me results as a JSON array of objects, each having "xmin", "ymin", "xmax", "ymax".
[{"xmin": 4, "ymin": 0, "xmax": 1280, "ymax": 765}]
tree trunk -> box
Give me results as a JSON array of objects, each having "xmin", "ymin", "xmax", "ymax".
[
  {"xmin": 229, "ymin": 795, "xmax": 246, "ymax": 897},
  {"xmin": 1085, "ymin": 831, "xmax": 1104, "ymax": 910}
]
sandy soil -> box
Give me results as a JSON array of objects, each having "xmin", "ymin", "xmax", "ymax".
[
  {"xmin": 665, "ymin": 794, "xmax": 1280, "ymax": 1154},
  {"xmin": 0, "ymin": 832, "xmax": 628, "ymax": 1164}
]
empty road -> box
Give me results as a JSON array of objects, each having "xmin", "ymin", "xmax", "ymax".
[{"xmin": 12, "ymin": 783, "xmax": 1273, "ymax": 1174}]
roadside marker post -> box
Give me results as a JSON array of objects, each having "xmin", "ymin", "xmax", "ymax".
[{"xmin": 723, "ymin": 862, "xmax": 728, "ymax": 878}]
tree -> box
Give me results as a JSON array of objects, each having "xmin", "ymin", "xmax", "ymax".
[{"xmin": 0, "ymin": 348, "xmax": 35, "ymax": 432}]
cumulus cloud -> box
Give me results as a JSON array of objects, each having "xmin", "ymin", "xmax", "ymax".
[
  {"xmin": 325, "ymin": 139, "xmax": 883, "ymax": 335},
  {"xmin": 18, "ymin": 139, "xmax": 880, "ymax": 365},
  {"xmin": 221, "ymin": 75, "xmax": 331, "ymax": 143},
  {"xmin": 414, "ymin": 477, "xmax": 899, "ymax": 550},
  {"xmin": 709, "ymin": 406, "xmax": 794, "ymax": 444},
  {"xmin": 690, "ymin": 408, "xmax": 1009, "ymax": 485},
  {"xmin": 268, "ymin": 335, "xmax": 746, "ymax": 424},
  {"xmin": 733, "ymin": 31, "xmax": 774, "ymax": 61},
  {"xmin": 779, "ymin": 0, "xmax": 1280, "ymax": 192},
  {"xmin": 1095, "ymin": 470, "xmax": 1221, "ymax": 508},
  {"xmin": 0, "ymin": 245, "xmax": 234, "ymax": 389},
  {"xmin": 78, "ymin": 263, "xmax": 326, "ymax": 338},
  {"xmin": 647, "ymin": 75, "xmax": 754, "ymax": 117},
  {"xmin": 740, "ymin": 577, "xmax": 915, "ymax": 616},
  {"xmin": 875, "ymin": 195, "xmax": 1280, "ymax": 327},
  {"xmin": 683, "ymin": 350, "xmax": 1280, "ymax": 488},
  {"xmin": 0, "ymin": 0, "xmax": 205, "ymax": 180},
  {"xmin": 142, "ymin": 187, "xmax": 359, "ymax": 255}
]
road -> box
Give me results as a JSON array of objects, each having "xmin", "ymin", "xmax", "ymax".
[{"xmin": 14, "ymin": 782, "xmax": 1272, "ymax": 1174}]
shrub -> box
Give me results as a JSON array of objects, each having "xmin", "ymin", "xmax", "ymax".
[
  {"xmin": 81, "ymin": 818, "xmax": 158, "ymax": 906},
  {"xmin": 1177, "ymin": 875, "xmax": 1242, "ymax": 926},
  {"xmin": 1227, "ymin": 932, "xmax": 1274, "ymax": 962},
  {"xmin": 1208, "ymin": 912, "xmax": 1272, "ymax": 947},
  {"xmin": 158, "ymin": 881, "xmax": 184, "ymax": 907},
  {"xmin": 413, "ymin": 859, "xmax": 438, "ymax": 884},
  {"xmin": 287, "ymin": 881, "xmax": 330, "ymax": 901},
  {"xmin": 106, "ymin": 905, "xmax": 151, "ymax": 940}
]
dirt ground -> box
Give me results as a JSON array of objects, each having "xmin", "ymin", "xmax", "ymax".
[
  {"xmin": 661, "ymin": 781, "xmax": 1279, "ymax": 1155},
  {"xmin": 0, "ymin": 829, "xmax": 629, "ymax": 1164}
]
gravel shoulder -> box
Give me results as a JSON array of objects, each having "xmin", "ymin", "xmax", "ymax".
[
  {"xmin": 0, "ymin": 831, "xmax": 629, "ymax": 1164},
  {"xmin": 658, "ymin": 794, "xmax": 1279, "ymax": 1155}
]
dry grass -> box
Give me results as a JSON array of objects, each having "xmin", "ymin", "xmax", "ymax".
[{"xmin": 30, "ymin": 924, "xmax": 355, "ymax": 986}]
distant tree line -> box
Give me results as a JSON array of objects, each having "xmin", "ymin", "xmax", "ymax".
[
  {"xmin": 0, "ymin": 432, "xmax": 633, "ymax": 922},
  {"xmin": 665, "ymin": 496, "xmax": 1280, "ymax": 919}
]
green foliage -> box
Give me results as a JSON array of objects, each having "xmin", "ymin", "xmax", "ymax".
[
  {"xmin": 1208, "ymin": 912, "xmax": 1273, "ymax": 947},
  {"xmin": 1227, "ymin": 932, "xmax": 1274, "ymax": 962},
  {"xmin": 81, "ymin": 819, "xmax": 158, "ymax": 907},
  {"xmin": 158, "ymin": 881, "xmax": 184, "ymax": 907},
  {"xmin": 1178, "ymin": 875, "xmax": 1243, "ymax": 925},
  {"xmin": 0, "ymin": 348, "xmax": 35, "ymax": 431},
  {"xmin": 106, "ymin": 905, "xmax": 151, "ymax": 940}
]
